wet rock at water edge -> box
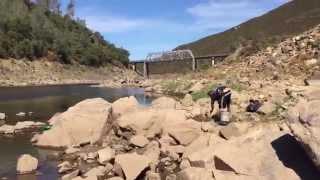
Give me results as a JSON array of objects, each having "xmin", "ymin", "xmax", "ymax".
[
  {"xmin": 16, "ymin": 154, "xmax": 38, "ymax": 174},
  {"xmin": 16, "ymin": 112, "xmax": 26, "ymax": 117},
  {"xmin": 0, "ymin": 125, "xmax": 15, "ymax": 134},
  {"xmin": 0, "ymin": 120, "xmax": 5, "ymax": 126},
  {"xmin": 34, "ymin": 98, "xmax": 112, "ymax": 148},
  {"xmin": 0, "ymin": 113, "xmax": 6, "ymax": 120}
]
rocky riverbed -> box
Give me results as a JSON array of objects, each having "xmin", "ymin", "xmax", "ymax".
[{"xmin": 12, "ymin": 84, "xmax": 320, "ymax": 180}]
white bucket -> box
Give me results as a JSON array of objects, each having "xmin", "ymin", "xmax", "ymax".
[{"xmin": 220, "ymin": 109, "xmax": 230, "ymax": 124}]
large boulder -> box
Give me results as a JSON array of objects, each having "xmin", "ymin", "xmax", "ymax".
[
  {"xmin": 183, "ymin": 134, "xmax": 220, "ymax": 158},
  {"xmin": 212, "ymin": 126, "xmax": 299, "ymax": 179},
  {"xmin": 112, "ymin": 96, "xmax": 139, "ymax": 118},
  {"xmin": 117, "ymin": 108, "xmax": 188, "ymax": 136},
  {"xmin": 167, "ymin": 121, "xmax": 201, "ymax": 146},
  {"xmin": 117, "ymin": 109, "xmax": 160, "ymax": 135},
  {"xmin": 287, "ymin": 99, "xmax": 320, "ymax": 170},
  {"xmin": 16, "ymin": 154, "xmax": 38, "ymax": 174},
  {"xmin": 151, "ymin": 97, "xmax": 178, "ymax": 109},
  {"xmin": 115, "ymin": 152, "xmax": 151, "ymax": 180},
  {"xmin": 34, "ymin": 98, "xmax": 112, "ymax": 148}
]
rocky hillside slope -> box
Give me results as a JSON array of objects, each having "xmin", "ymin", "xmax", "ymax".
[
  {"xmin": 176, "ymin": 0, "xmax": 320, "ymax": 57},
  {"xmin": 0, "ymin": 0, "xmax": 129, "ymax": 66},
  {"xmin": 234, "ymin": 24, "xmax": 320, "ymax": 81}
]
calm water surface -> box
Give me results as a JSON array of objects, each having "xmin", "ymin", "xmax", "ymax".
[{"xmin": 0, "ymin": 84, "xmax": 152, "ymax": 180}]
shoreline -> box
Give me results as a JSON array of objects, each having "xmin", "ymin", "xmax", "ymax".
[{"xmin": 0, "ymin": 81, "xmax": 101, "ymax": 88}]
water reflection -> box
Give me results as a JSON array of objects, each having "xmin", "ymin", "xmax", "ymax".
[{"xmin": 0, "ymin": 85, "xmax": 152, "ymax": 124}]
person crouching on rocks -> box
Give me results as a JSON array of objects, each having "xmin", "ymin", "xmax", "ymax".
[{"xmin": 208, "ymin": 86, "xmax": 232, "ymax": 125}]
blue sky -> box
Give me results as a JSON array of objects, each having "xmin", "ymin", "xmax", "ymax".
[{"xmin": 60, "ymin": 0, "xmax": 289, "ymax": 60}]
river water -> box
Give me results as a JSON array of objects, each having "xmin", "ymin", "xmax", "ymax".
[{"xmin": 0, "ymin": 84, "xmax": 153, "ymax": 180}]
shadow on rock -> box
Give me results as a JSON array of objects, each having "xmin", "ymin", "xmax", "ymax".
[{"xmin": 271, "ymin": 134, "xmax": 320, "ymax": 180}]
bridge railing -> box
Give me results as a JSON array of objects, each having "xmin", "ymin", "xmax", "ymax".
[{"xmin": 130, "ymin": 50, "xmax": 229, "ymax": 78}]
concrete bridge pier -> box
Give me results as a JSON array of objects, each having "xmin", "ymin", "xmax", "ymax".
[
  {"xmin": 211, "ymin": 57, "xmax": 215, "ymax": 67},
  {"xmin": 144, "ymin": 61, "xmax": 149, "ymax": 78},
  {"xmin": 192, "ymin": 58, "xmax": 197, "ymax": 71},
  {"xmin": 131, "ymin": 63, "xmax": 136, "ymax": 71}
]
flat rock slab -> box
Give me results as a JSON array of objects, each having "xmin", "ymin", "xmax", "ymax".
[
  {"xmin": 219, "ymin": 124, "xmax": 241, "ymax": 140},
  {"xmin": 115, "ymin": 152, "xmax": 151, "ymax": 180},
  {"xmin": 130, "ymin": 135, "xmax": 149, "ymax": 147}
]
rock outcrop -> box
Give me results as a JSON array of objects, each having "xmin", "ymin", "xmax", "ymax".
[{"xmin": 27, "ymin": 94, "xmax": 318, "ymax": 180}]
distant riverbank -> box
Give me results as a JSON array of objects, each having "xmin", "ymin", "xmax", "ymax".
[{"xmin": 0, "ymin": 59, "xmax": 140, "ymax": 88}]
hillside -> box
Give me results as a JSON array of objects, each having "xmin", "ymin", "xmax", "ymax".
[
  {"xmin": 0, "ymin": 0, "xmax": 129, "ymax": 67},
  {"xmin": 176, "ymin": 0, "xmax": 320, "ymax": 56}
]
